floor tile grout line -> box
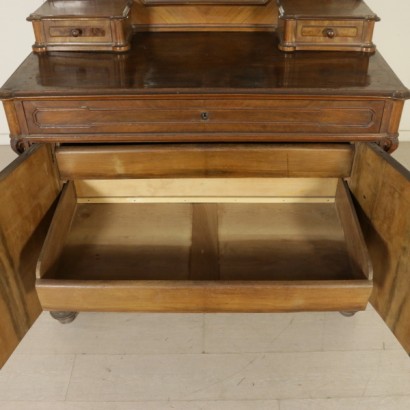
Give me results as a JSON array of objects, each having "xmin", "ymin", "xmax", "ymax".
[
  {"xmin": 202, "ymin": 313, "xmax": 206, "ymax": 354},
  {"xmin": 33, "ymin": 393, "xmax": 410, "ymax": 404},
  {"xmin": 64, "ymin": 354, "xmax": 77, "ymax": 402},
  {"xmin": 3, "ymin": 396, "xmax": 410, "ymax": 404},
  {"xmin": 12, "ymin": 346, "xmax": 404, "ymax": 357}
]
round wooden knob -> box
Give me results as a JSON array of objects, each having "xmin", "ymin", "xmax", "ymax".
[
  {"xmin": 324, "ymin": 28, "xmax": 336, "ymax": 39},
  {"xmin": 71, "ymin": 28, "xmax": 82, "ymax": 38}
]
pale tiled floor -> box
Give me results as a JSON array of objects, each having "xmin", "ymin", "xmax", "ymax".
[{"xmin": 0, "ymin": 143, "xmax": 409, "ymax": 410}]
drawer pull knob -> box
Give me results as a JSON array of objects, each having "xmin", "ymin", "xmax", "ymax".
[
  {"xmin": 201, "ymin": 112, "xmax": 209, "ymax": 121},
  {"xmin": 71, "ymin": 28, "xmax": 83, "ymax": 37},
  {"xmin": 323, "ymin": 28, "xmax": 336, "ymax": 39}
]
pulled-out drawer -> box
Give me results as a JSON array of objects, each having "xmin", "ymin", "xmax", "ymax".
[{"xmin": 35, "ymin": 176, "xmax": 372, "ymax": 313}]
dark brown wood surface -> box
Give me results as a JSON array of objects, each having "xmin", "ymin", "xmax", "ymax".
[
  {"xmin": 349, "ymin": 143, "xmax": 410, "ymax": 353},
  {"xmin": 0, "ymin": 32, "xmax": 407, "ymax": 98},
  {"xmin": 28, "ymin": 0, "xmax": 133, "ymax": 19},
  {"xmin": 22, "ymin": 98, "xmax": 385, "ymax": 136},
  {"xmin": 278, "ymin": 0, "xmax": 378, "ymax": 19},
  {"xmin": 0, "ymin": 145, "xmax": 60, "ymax": 368}
]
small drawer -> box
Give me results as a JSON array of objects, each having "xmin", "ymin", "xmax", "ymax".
[
  {"xmin": 27, "ymin": 0, "xmax": 134, "ymax": 53},
  {"xmin": 43, "ymin": 19, "xmax": 113, "ymax": 44},
  {"xmin": 296, "ymin": 20, "xmax": 364, "ymax": 43},
  {"xmin": 277, "ymin": 0, "xmax": 379, "ymax": 53}
]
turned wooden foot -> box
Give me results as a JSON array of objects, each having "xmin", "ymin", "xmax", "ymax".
[
  {"xmin": 378, "ymin": 134, "xmax": 399, "ymax": 153},
  {"xmin": 50, "ymin": 311, "xmax": 79, "ymax": 324},
  {"xmin": 10, "ymin": 137, "xmax": 32, "ymax": 154},
  {"xmin": 339, "ymin": 311, "xmax": 358, "ymax": 317}
]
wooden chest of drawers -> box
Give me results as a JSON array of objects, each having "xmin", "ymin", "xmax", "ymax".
[{"xmin": 0, "ymin": 1, "xmax": 409, "ymax": 370}]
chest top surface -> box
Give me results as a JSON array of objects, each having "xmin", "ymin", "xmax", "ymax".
[
  {"xmin": 28, "ymin": 0, "xmax": 133, "ymax": 19},
  {"xmin": 0, "ymin": 32, "xmax": 408, "ymax": 99},
  {"xmin": 277, "ymin": 0, "xmax": 378, "ymax": 19}
]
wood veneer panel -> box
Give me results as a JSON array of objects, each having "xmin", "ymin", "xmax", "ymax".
[
  {"xmin": 1, "ymin": 32, "xmax": 407, "ymax": 98},
  {"xmin": 44, "ymin": 201, "xmax": 358, "ymax": 281},
  {"xmin": 335, "ymin": 179, "xmax": 373, "ymax": 281},
  {"xmin": 0, "ymin": 145, "xmax": 60, "ymax": 368},
  {"xmin": 349, "ymin": 143, "xmax": 410, "ymax": 352},
  {"xmin": 23, "ymin": 99, "xmax": 384, "ymax": 136},
  {"xmin": 131, "ymin": 0, "xmax": 277, "ymax": 32},
  {"xmin": 277, "ymin": 0, "xmax": 377, "ymax": 19},
  {"xmin": 36, "ymin": 279, "xmax": 371, "ymax": 313},
  {"xmin": 218, "ymin": 202, "xmax": 352, "ymax": 281},
  {"xmin": 56, "ymin": 144, "xmax": 354, "ymax": 179},
  {"xmin": 37, "ymin": 191, "xmax": 371, "ymax": 311},
  {"xmin": 74, "ymin": 178, "xmax": 338, "ymax": 202},
  {"xmin": 36, "ymin": 182, "xmax": 77, "ymax": 280},
  {"xmin": 42, "ymin": 203, "xmax": 193, "ymax": 281},
  {"xmin": 189, "ymin": 204, "xmax": 220, "ymax": 280}
]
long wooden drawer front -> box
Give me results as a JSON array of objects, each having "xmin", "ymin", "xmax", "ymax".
[{"xmin": 23, "ymin": 99, "xmax": 384, "ymax": 136}]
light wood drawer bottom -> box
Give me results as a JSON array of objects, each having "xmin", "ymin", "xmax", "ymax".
[{"xmin": 36, "ymin": 177, "xmax": 372, "ymax": 313}]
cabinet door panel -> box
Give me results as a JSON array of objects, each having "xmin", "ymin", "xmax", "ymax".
[
  {"xmin": 0, "ymin": 145, "xmax": 60, "ymax": 368},
  {"xmin": 349, "ymin": 142, "xmax": 410, "ymax": 352}
]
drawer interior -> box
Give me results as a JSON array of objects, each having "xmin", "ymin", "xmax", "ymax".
[{"xmin": 36, "ymin": 175, "xmax": 372, "ymax": 313}]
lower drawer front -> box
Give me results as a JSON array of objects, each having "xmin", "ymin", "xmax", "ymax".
[
  {"xmin": 23, "ymin": 99, "xmax": 384, "ymax": 137},
  {"xmin": 35, "ymin": 176, "xmax": 372, "ymax": 313}
]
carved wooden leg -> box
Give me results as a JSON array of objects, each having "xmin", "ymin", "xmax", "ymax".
[
  {"xmin": 339, "ymin": 311, "xmax": 358, "ymax": 317},
  {"xmin": 10, "ymin": 137, "xmax": 32, "ymax": 155},
  {"xmin": 49, "ymin": 311, "xmax": 79, "ymax": 324},
  {"xmin": 378, "ymin": 134, "xmax": 399, "ymax": 153}
]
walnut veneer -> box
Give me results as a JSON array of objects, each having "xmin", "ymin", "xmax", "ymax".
[{"xmin": 0, "ymin": 0, "xmax": 409, "ymax": 370}]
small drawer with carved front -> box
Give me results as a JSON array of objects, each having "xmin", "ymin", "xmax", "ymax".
[
  {"xmin": 276, "ymin": 0, "xmax": 379, "ymax": 53},
  {"xmin": 27, "ymin": 0, "xmax": 134, "ymax": 53}
]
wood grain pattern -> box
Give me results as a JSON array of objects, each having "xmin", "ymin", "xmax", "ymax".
[
  {"xmin": 36, "ymin": 279, "xmax": 371, "ymax": 313},
  {"xmin": 0, "ymin": 145, "xmax": 60, "ymax": 368},
  {"xmin": 349, "ymin": 143, "xmax": 410, "ymax": 352},
  {"xmin": 22, "ymin": 99, "xmax": 384, "ymax": 137},
  {"xmin": 142, "ymin": 0, "xmax": 270, "ymax": 4},
  {"xmin": 189, "ymin": 204, "xmax": 220, "ymax": 280},
  {"xmin": 74, "ymin": 178, "xmax": 338, "ymax": 201},
  {"xmin": 36, "ymin": 182, "xmax": 77, "ymax": 280},
  {"xmin": 28, "ymin": 0, "xmax": 134, "ymax": 52},
  {"xmin": 36, "ymin": 176, "xmax": 371, "ymax": 312},
  {"xmin": 277, "ymin": 0, "xmax": 378, "ymax": 19},
  {"xmin": 56, "ymin": 144, "xmax": 354, "ymax": 179},
  {"xmin": 1, "ymin": 32, "xmax": 407, "ymax": 99},
  {"xmin": 217, "ymin": 202, "xmax": 355, "ymax": 281},
  {"xmin": 41, "ymin": 202, "xmax": 193, "ymax": 281},
  {"xmin": 131, "ymin": 0, "xmax": 277, "ymax": 31},
  {"xmin": 335, "ymin": 179, "xmax": 373, "ymax": 281},
  {"xmin": 276, "ymin": 0, "xmax": 378, "ymax": 52}
]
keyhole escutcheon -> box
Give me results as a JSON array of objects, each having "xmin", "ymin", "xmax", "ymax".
[{"xmin": 201, "ymin": 112, "xmax": 209, "ymax": 121}]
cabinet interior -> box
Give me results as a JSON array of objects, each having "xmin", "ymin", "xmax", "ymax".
[
  {"xmin": 35, "ymin": 143, "xmax": 372, "ymax": 312},
  {"xmin": 38, "ymin": 178, "xmax": 366, "ymax": 282}
]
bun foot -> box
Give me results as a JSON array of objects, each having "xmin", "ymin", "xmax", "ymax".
[
  {"xmin": 339, "ymin": 311, "xmax": 358, "ymax": 317},
  {"xmin": 50, "ymin": 311, "xmax": 79, "ymax": 324}
]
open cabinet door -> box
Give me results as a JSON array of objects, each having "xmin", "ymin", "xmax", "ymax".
[
  {"xmin": 349, "ymin": 142, "xmax": 410, "ymax": 352},
  {"xmin": 0, "ymin": 145, "xmax": 60, "ymax": 368}
]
